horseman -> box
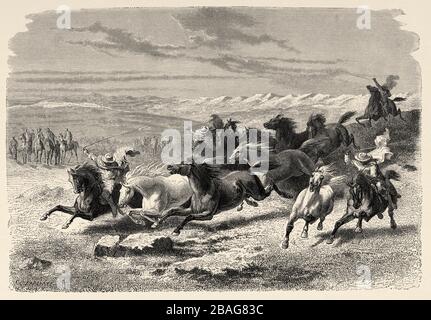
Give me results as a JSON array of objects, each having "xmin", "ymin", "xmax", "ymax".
[
  {"xmin": 345, "ymin": 152, "xmax": 400, "ymax": 217},
  {"xmin": 65, "ymin": 128, "xmax": 73, "ymax": 147},
  {"xmin": 83, "ymin": 147, "xmax": 127, "ymax": 217},
  {"xmin": 373, "ymin": 78, "xmax": 391, "ymax": 116},
  {"xmin": 46, "ymin": 127, "xmax": 56, "ymax": 145},
  {"xmin": 9, "ymin": 136, "xmax": 18, "ymax": 160}
]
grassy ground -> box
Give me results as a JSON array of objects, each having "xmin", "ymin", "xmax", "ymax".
[{"xmin": 7, "ymin": 111, "xmax": 422, "ymax": 292}]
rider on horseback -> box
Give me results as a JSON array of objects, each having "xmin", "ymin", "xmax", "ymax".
[
  {"xmin": 83, "ymin": 147, "xmax": 127, "ymax": 217},
  {"xmin": 345, "ymin": 152, "xmax": 400, "ymax": 216},
  {"xmin": 373, "ymin": 78, "xmax": 391, "ymax": 116},
  {"xmin": 65, "ymin": 128, "xmax": 73, "ymax": 148}
]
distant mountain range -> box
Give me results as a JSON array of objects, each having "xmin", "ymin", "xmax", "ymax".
[{"xmin": 7, "ymin": 92, "xmax": 420, "ymax": 135}]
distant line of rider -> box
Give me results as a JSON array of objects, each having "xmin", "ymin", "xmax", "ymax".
[{"xmin": 9, "ymin": 127, "xmax": 74, "ymax": 165}]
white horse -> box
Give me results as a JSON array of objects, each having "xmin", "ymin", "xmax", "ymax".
[
  {"xmin": 280, "ymin": 164, "xmax": 345, "ymax": 249},
  {"xmin": 118, "ymin": 162, "xmax": 192, "ymax": 225}
]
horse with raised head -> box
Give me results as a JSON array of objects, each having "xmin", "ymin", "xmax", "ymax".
[
  {"xmin": 264, "ymin": 115, "xmax": 308, "ymax": 153},
  {"xmin": 280, "ymin": 165, "xmax": 344, "ymax": 249},
  {"xmin": 356, "ymin": 85, "xmax": 406, "ymax": 127},
  {"xmin": 326, "ymin": 170, "xmax": 400, "ymax": 244},
  {"xmin": 40, "ymin": 164, "xmax": 141, "ymax": 228},
  {"xmin": 150, "ymin": 161, "xmax": 272, "ymax": 235},
  {"xmin": 40, "ymin": 164, "xmax": 106, "ymax": 228}
]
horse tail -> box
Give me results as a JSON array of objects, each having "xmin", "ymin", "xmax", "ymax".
[
  {"xmin": 385, "ymin": 170, "xmax": 401, "ymax": 181},
  {"xmin": 392, "ymin": 97, "xmax": 406, "ymax": 102},
  {"xmin": 337, "ymin": 111, "xmax": 356, "ymax": 125}
]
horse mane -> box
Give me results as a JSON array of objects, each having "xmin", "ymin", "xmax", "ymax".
[
  {"xmin": 279, "ymin": 117, "xmax": 298, "ymax": 132},
  {"xmin": 354, "ymin": 172, "xmax": 372, "ymax": 190},
  {"xmin": 75, "ymin": 163, "xmax": 103, "ymax": 185},
  {"xmin": 308, "ymin": 113, "xmax": 326, "ymax": 126},
  {"xmin": 125, "ymin": 161, "xmax": 167, "ymax": 182},
  {"xmin": 193, "ymin": 163, "xmax": 222, "ymax": 180}
]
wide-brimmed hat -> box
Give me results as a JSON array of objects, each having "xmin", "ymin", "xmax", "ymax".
[
  {"xmin": 97, "ymin": 153, "xmax": 118, "ymax": 169},
  {"xmin": 354, "ymin": 152, "xmax": 373, "ymax": 163}
]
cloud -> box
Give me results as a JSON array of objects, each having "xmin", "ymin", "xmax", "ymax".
[
  {"xmin": 194, "ymin": 54, "xmax": 350, "ymax": 78},
  {"xmin": 11, "ymin": 73, "xmax": 247, "ymax": 84},
  {"xmin": 174, "ymin": 8, "xmax": 298, "ymax": 51},
  {"xmin": 69, "ymin": 22, "xmax": 185, "ymax": 58}
]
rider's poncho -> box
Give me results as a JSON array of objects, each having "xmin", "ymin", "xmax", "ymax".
[{"xmin": 367, "ymin": 129, "xmax": 393, "ymax": 164}]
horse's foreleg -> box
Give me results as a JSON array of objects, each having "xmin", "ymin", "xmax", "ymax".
[
  {"xmin": 40, "ymin": 204, "xmax": 77, "ymax": 221},
  {"xmin": 398, "ymin": 109, "xmax": 406, "ymax": 121},
  {"xmin": 388, "ymin": 208, "xmax": 397, "ymax": 230},
  {"xmin": 280, "ymin": 210, "xmax": 299, "ymax": 249},
  {"xmin": 172, "ymin": 210, "xmax": 213, "ymax": 236},
  {"xmin": 301, "ymin": 221, "xmax": 310, "ymax": 238},
  {"xmin": 151, "ymin": 207, "xmax": 192, "ymax": 229},
  {"xmin": 326, "ymin": 212, "xmax": 355, "ymax": 244},
  {"xmin": 355, "ymin": 216, "xmax": 363, "ymax": 233}
]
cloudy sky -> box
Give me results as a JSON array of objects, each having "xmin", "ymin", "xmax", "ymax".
[{"xmin": 7, "ymin": 7, "xmax": 420, "ymax": 98}]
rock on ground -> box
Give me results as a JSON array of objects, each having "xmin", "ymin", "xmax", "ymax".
[{"xmin": 94, "ymin": 234, "xmax": 173, "ymax": 257}]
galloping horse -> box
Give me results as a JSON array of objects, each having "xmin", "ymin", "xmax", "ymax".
[
  {"xmin": 230, "ymin": 142, "xmax": 316, "ymax": 199},
  {"xmin": 326, "ymin": 170, "xmax": 400, "ymax": 244},
  {"xmin": 264, "ymin": 115, "xmax": 308, "ymax": 153},
  {"xmin": 151, "ymin": 162, "xmax": 271, "ymax": 235},
  {"xmin": 118, "ymin": 162, "xmax": 193, "ymax": 224},
  {"xmin": 302, "ymin": 111, "xmax": 359, "ymax": 160},
  {"xmin": 40, "ymin": 164, "xmax": 140, "ymax": 229},
  {"xmin": 280, "ymin": 165, "xmax": 342, "ymax": 249},
  {"xmin": 356, "ymin": 85, "xmax": 406, "ymax": 127}
]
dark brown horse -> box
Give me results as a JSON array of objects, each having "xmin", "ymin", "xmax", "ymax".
[
  {"xmin": 151, "ymin": 162, "xmax": 271, "ymax": 235},
  {"xmin": 264, "ymin": 115, "xmax": 308, "ymax": 153},
  {"xmin": 302, "ymin": 111, "xmax": 359, "ymax": 160},
  {"xmin": 356, "ymin": 86, "xmax": 406, "ymax": 127},
  {"xmin": 326, "ymin": 170, "xmax": 400, "ymax": 244},
  {"xmin": 40, "ymin": 164, "xmax": 140, "ymax": 229}
]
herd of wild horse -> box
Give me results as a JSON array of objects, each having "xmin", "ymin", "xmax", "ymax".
[{"xmin": 40, "ymin": 94, "xmax": 406, "ymax": 248}]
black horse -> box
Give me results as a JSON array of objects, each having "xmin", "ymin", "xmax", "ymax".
[
  {"xmin": 326, "ymin": 170, "xmax": 400, "ymax": 244},
  {"xmin": 356, "ymin": 85, "xmax": 406, "ymax": 127},
  {"xmin": 151, "ymin": 162, "xmax": 271, "ymax": 235},
  {"xmin": 40, "ymin": 164, "xmax": 140, "ymax": 229},
  {"xmin": 264, "ymin": 115, "xmax": 308, "ymax": 153}
]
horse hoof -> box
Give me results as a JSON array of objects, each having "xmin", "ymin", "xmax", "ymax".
[
  {"xmin": 391, "ymin": 222, "xmax": 397, "ymax": 230},
  {"xmin": 280, "ymin": 240, "xmax": 289, "ymax": 249},
  {"xmin": 151, "ymin": 222, "xmax": 159, "ymax": 229},
  {"xmin": 317, "ymin": 223, "xmax": 323, "ymax": 231},
  {"xmin": 377, "ymin": 213, "xmax": 384, "ymax": 219},
  {"xmin": 251, "ymin": 202, "xmax": 258, "ymax": 207},
  {"xmin": 40, "ymin": 214, "xmax": 48, "ymax": 221},
  {"xmin": 61, "ymin": 224, "xmax": 70, "ymax": 229},
  {"xmin": 172, "ymin": 231, "xmax": 180, "ymax": 236},
  {"xmin": 354, "ymin": 227, "xmax": 363, "ymax": 233},
  {"xmin": 327, "ymin": 236, "xmax": 335, "ymax": 244},
  {"xmin": 301, "ymin": 232, "xmax": 308, "ymax": 239},
  {"xmin": 237, "ymin": 206, "xmax": 243, "ymax": 212}
]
